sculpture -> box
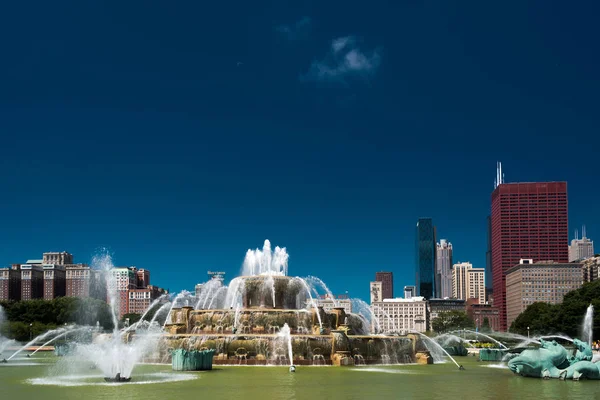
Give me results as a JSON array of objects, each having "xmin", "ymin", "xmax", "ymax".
[{"xmin": 507, "ymin": 338, "xmax": 600, "ymax": 380}]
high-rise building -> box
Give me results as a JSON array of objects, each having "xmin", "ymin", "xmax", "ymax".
[
  {"xmin": 109, "ymin": 267, "xmax": 138, "ymax": 318},
  {"xmin": 66, "ymin": 264, "xmax": 93, "ymax": 298},
  {"xmin": 569, "ymin": 227, "xmax": 594, "ymax": 262},
  {"xmin": 43, "ymin": 264, "xmax": 66, "ymax": 300},
  {"xmin": 371, "ymin": 297, "xmax": 428, "ymax": 333},
  {"xmin": 416, "ymin": 218, "xmax": 436, "ymax": 299},
  {"xmin": 452, "ymin": 262, "xmax": 485, "ymax": 304},
  {"xmin": 436, "ymin": 240, "xmax": 453, "ymax": 299},
  {"xmin": 582, "ymin": 256, "xmax": 600, "ymax": 282},
  {"xmin": 370, "ymin": 281, "xmax": 383, "ymax": 303},
  {"xmin": 20, "ymin": 263, "xmax": 44, "ymax": 300},
  {"xmin": 0, "ymin": 265, "xmax": 22, "ymax": 301},
  {"xmin": 42, "ymin": 252, "xmax": 73, "ymax": 265},
  {"xmin": 136, "ymin": 269, "xmax": 150, "ymax": 288},
  {"xmin": 505, "ymin": 259, "xmax": 583, "ymax": 328},
  {"xmin": 490, "ymin": 163, "xmax": 568, "ymax": 330},
  {"xmin": 375, "ymin": 272, "xmax": 393, "ymax": 300},
  {"xmin": 403, "ymin": 285, "xmax": 416, "ymax": 299}
]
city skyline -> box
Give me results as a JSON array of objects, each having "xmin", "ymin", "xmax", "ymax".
[{"xmin": 0, "ymin": 2, "xmax": 599, "ymax": 302}]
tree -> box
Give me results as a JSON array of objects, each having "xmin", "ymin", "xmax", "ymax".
[
  {"xmin": 481, "ymin": 317, "xmax": 491, "ymax": 333},
  {"xmin": 431, "ymin": 311, "xmax": 475, "ymax": 333},
  {"xmin": 121, "ymin": 313, "xmax": 141, "ymax": 326}
]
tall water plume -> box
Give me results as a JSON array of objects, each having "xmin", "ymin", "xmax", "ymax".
[
  {"xmin": 242, "ymin": 239, "xmax": 289, "ymax": 276},
  {"xmin": 582, "ymin": 304, "xmax": 594, "ymax": 346}
]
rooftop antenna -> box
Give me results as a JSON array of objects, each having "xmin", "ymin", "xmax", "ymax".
[
  {"xmin": 494, "ymin": 161, "xmax": 505, "ymax": 189},
  {"xmin": 575, "ymin": 229, "xmax": 579, "ymax": 241},
  {"xmin": 583, "ymin": 225, "xmax": 587, "ymax": 238}
]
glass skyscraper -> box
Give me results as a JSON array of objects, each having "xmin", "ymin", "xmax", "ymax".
[{"xmin": 415, "ymin": 218, "xmax": 436, "ymax": 299}]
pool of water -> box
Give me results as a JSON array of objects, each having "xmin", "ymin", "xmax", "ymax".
[{"xmin": 1, "ymin": 356, "xmax": 599, "ymax": 400}]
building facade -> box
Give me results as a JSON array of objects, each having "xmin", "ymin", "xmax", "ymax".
[
  {"xmin": 505, "ymin": 259, "xmax": 583, "ymax": 328},
  {"xmin": 20, "ymin": 264, "xmax": 44, "ymax": 300},
  {"xmin": 0, "ymin": 265, "xmax": 22, "ymax": 301},
  {"xmin": 109, "ymin": 267, "xmax": 138, "ymax": 318},
  {"xmin": 466, "ymin": 298, "xmax": 501, "ymax": 332},
  {"xmin": 66, "ymin": 264, "xmax": 93, "ymax": 298},
  {"xmin": 42, "ymin": 252, "xmax": 73, "ymax": 265},
  {"xmin": 428, "ymin": 298, "xmax": 465, "ymax": 331},
  {"xmin": 491, "ymin": 180, "xmax": 569, "ymax": 330},
  {"xmin": 371, "ymin": 297, "xmax": 428, "ymax": 333},
  {"xmin": 43, "ymin": 264, "xmax": 66, "ymax": 300},
  {"xmin": 436, "ymin": 239, "xmax": 453, "ymax": 299},
  {"xmin": 569, "ymin": 228, "xmax": 594, "ymax": 262},
  {"xmin": 582, "ymin": 256, "xmax": 600, "ymax": 282},
  {"xmin": 375, "ymin": 271, "xmax": 393, "ymax": 300},
  {"xmin": 452, "ymin": 262, "xmax": 485, "ymax": 304},
  {"xmin": 313, "ymin": 295, "xmax": 352, "ymax": 314},
  {"xmin": 416, "ymin": 218, "xmax": 436, "ymax": 299}
]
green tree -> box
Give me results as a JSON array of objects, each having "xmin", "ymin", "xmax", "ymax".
[
  {"xmin": 121, "ymin": 313, "xmax": 141, "ymax": 326},
  {"xmin": 431, "ymin": 311, "xmax": 475, "ymax": 333},
  {"xmin": 481, "ymin": 317, "xmax": 491, "ymax": 333}
]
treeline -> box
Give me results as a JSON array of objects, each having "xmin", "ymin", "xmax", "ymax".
[
  {"xmin": 510, "ymin": 279, "xmax": 600, "ymax": 339},
  {"xmin": 0, "ymin": 297, "xmax": 114, "ymax": 341}
]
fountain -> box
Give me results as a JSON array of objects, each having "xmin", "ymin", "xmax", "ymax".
[
  {"xmin": 163, "ymin": 239, "xmax": 423, "ymax": 366},
  {"xmin": 0, "ymin": 305, "xmax": 16, "ymax": 358},
  {"xmin": 582, "ymin": 304, "xmax": 594, "ymax": 347},
  {"xmin": 72, "ymin": 252, "xmax": 163, "ymax": 381}
]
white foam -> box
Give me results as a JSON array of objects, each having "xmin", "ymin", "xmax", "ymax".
[
  {"xmin": 27, "ymin": 372, "xmax": 198, "ymax": 387},
  {"xmin": 482, "ymin": 363, "xmax": 507, "ymax": 369}
]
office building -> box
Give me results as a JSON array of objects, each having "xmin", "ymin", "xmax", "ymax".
[
  {"xmin": 436, "ymin": 239, "xmax": 453, "ymax": 299},
  {"xmin": 582, "ymin": 256, "xmax": 600, "ymax": 282},
  {"xmin": 505, "ymin": 259, "xmax": 582, "ymax": 328},
  {"xmin": 416, "ymin": 218, "xmax": 436, "ymax": 299},
  {"xmin": 375, "ymin": 272, "xmax": 393, "ymax": 300},
  {"xmin": 404, "ymin": 285, "xmax": 416, "ymax": 299},
  {"xmin": 43, "ymin": 264, "xmax": 66, "ymax": 300},
  {"xmin": 490, "ymin": 163, "xmax": 568, "ymax": 330},
  {"xmin": 428, "ymin": 298, "xmax": 465, "ymax": 331},
  {"xmin": 569, "ymin": 227, "xmax": 594, "ymax": 262},
  {"xmin": 0, "ymin": 265, "xmax": 22, "ymax": 301},
  {"xmin": 452, "ymin": 262, "xmax": 485, "ymax": 304},
  {"xmin": 371, "ymin": 297, "xmax": 428, "ymax": 333}
]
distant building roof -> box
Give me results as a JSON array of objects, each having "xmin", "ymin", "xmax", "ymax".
[
  {"xmin": 25, "ymin": 259, "xmax": 43, "ymax": 264},
  {"xmin": 505, "ymin": 261, "xmax": 583, "ymax": 275},
  {"xmin": 380, "ymin": 296, "xmax": 426, "ymax": 303}
]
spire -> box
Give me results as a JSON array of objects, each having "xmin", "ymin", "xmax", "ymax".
[
  {"xmin": 494, "ymin": 162, "xmax": 505, "ymax": 189},
  {"xmin": 583, "ymin": 225, "xmax": 587, "ymax": 238}
]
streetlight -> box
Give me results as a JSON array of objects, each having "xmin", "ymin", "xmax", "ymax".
[
  {"xmin": 527, "ymin": 326, "xmax": 530, "ymax": 339},
  {"xmin": 29, "ymin": 323, "xmax": 33, "ymax": 341}
]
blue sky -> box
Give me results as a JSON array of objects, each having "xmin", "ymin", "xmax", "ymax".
[{"xmin": 0, "ymin": 1, "xmax": 599, "ymax": 300}]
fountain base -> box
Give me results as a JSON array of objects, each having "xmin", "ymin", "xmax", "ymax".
[{"xmin": 104, "ymin": 373, "xmax": 131, "ymax": 383}]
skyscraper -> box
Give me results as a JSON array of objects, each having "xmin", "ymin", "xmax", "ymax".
[
  {"xmin": 416, "ymin": 218, "xmax": 436, "ymax": 299},
  {"xmin": 490, "ymin": 163, "xmax": 568, "ymax": 331},
  {"xmin": 568, "ymin": 227, "xmax": 594, "ymax": 262},
  {"xmin": 436, "ymin": 239, "xmax": 453, "ymax": 298},
  {"xmin": 375, "ymin": 271, "xmax": 393, "ymax": 300},
  {"xmin": 452, "ymin": 262, "xmax": 485, "ymax": 304}
]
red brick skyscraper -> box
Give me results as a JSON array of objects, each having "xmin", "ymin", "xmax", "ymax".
[
  {"xmin": 375, "ymin": 272, "xmax": 393, "ymax": 300},
  {"xmin": 491, "ymin": 175, "xmax": 568, "ymax": 331}
]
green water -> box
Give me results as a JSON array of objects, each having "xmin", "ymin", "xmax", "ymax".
[{"xmin": 1, "ymin": 356, "xmax": 599, "ymax": 400}]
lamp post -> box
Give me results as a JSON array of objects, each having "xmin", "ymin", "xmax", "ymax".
[
  {"xmin": 29, "ymin": 323, "xmax": 33, "ymax": 341},
  {"xmin": 527, "ymin": 326, "xmax": 530, "ymax": 339}
]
